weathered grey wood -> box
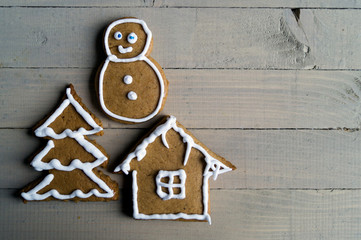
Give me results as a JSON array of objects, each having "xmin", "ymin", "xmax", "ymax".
[
  {"xmin": 1, "ymin": 8, "xmax": 360, "ymax": 69},
  {"xmin": 1, "ymin": 2, "xmax": 361, "ymax": 239},
  {"xmin": 156, "ymin": 0, "xmax": 361, "ymax": 8},
  {"xmin": 4, "ymin": 128, "xmax": 361, "ymax": 189},
  {"xmin": 0, "ymin": 0, "xmax": 152, "ymax": 7},
  {"xmin": 2, "ymin": 68, "xmax": 361, "ymax": 129},
  {"xmin": 2, "ymin": 189, "xmax": 361, "ymax": 239},
  {"xmin": 2, "ymin": 0, "xmax": 361, "ymax": 8}
]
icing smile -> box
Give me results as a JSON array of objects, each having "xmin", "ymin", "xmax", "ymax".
[{"xmin": 118, "ymin": 45, "xmax": 133, "ymax": 54}]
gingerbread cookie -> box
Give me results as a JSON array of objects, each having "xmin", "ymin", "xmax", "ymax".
[
  {"xmin": 114, "ymin": 115, "xmax": 236, "ymax": 223},
  {"xmin": 21, "ymin": 85, "xmax": 119, "ymax": 202},
  {"xmin": 97, "ymin": 17, "xmax": 168, "ymax": 123}
]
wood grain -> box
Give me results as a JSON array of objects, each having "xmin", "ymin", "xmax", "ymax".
[
  {"xmin": 1, "ymin": 2, "xmax": 361, "ymax": 239},
  {"xmin": 4, "ymin": 128, "xmax": 361, "ymax": 189},
  {"xmin": 0, "ymin": 8, "xmax": 360, "ymax": 69},
  {"xmin": 155, "ymin": 0, "xmax": 361, "ymax": 8},
  {"xmin": 2, "ymin": 189, "xmax": 361, "ymax": 240},
  {"xmin": 2, "ymin": 0, "xmax": 361, "ymax": 8},
  {"xmin": 2, "ymin": 68, "xmax": 361, "ymax": 129}
]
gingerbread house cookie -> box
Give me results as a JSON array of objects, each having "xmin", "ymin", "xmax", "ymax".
[
  {"xmin": 114, "ymin": 115, "xmax": 236, "ymax": 223},
  {"xmin": 21, "ymin": 85, "xmax": 119, "ymax": 202}
]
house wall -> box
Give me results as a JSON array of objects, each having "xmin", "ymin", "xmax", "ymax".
[{"xmin": 130, "ymin": 129, "xmax": 207, "ymax": 215}]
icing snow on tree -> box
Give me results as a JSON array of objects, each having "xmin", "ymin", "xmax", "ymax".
[{"xmin": 21, "ymin": 85, "xmax": 118, "ymax": 201}]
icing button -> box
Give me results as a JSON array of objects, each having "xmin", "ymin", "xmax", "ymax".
[
  {"xmin": 123, "ymin": 75, "xmax": 133, "ymax": 84},
  {"xmin": 127, "ymin": 91, "xmax": 137, "ymax": 101}
]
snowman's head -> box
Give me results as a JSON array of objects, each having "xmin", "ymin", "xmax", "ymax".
[{"xmin": 104, "ymin": 18, "xmax": 152, "ymax": 62}]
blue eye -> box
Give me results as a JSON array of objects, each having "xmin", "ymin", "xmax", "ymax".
[
  {"xmin": 127, "ymin": 32, "xmax": 138, "ymax": 44},
  {"xmin": 114, "ymin": 31, "xmax": 122, "ymax": 40}
]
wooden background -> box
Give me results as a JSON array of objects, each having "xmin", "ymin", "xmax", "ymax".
[{"xmin": 1, "ymin": 1, "xmax": 361, "ymax": 239}]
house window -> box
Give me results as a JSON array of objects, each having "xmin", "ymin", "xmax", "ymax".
[{"xmin": 155, "ymin": 169, "xmax": 186, "ymax": 200}]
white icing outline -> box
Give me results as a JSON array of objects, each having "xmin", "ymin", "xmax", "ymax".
[
  {"xmin": 21, "ymin": 169, "xmax": 114, "ymax": 201},
  {"xmin": 99, "ymin": 18, "xmax": 165, "ymax": 123},
  {"xmin": 21, "ymin": 134, "xmax": 115, "ymax": 201},
  {"xmin": 34, "ymin": 87, "xmax": 103, "ymax": 139},
  {"xmin": 22, "ymin": 86, "xmax": 115, "ymax": 201},
  {"xmin": 115, "ymin": 116, "xmax": 232, "ymax": 178},
  {"xmin": 132, "ymin": 170, "xmax": 211, "ymax": 224},
  {"xmin": 116, "ymin": 116, "xmax": 233, "ymax": 224},
  {"xmin": 30, "ymin": 136, "xmax": 108, "ymax": 172},
  {"xmin": 104, "ymin": 18, "xmax": 152, "ymax": 62},
  {"xmin": 155, "ymin": 170, "xmax": 186, "ymax": 200}
]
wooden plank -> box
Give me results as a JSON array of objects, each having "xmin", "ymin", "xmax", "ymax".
[
  {"xmin": 2, "ymin": 189, "xmax": 361, "ymax": 239},
  {"xmin": 0, "ymin": 0, "xmax": 152, "ymax": 7},
  {"xmin": 156, "ymin": 0, "xmax": 361, "ymax": 8},
  {"xmin": 2, "ymin": 0, "xmax": 361, "ymax": 8},
  {"xmin": 4, "ymin": 128, "xmax": 361, "ymax": 189},
  {"xmin": 0, "ymin": 8, "xmax": 360, "ymax": 69},
  {"xmin": 2, "ymin": 68, "xmax": 361, "ymax": 129}
]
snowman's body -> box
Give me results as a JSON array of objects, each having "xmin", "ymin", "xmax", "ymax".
[{"xmin": 98, "ymin": 18, "xmax": 167, "ymax": 123}]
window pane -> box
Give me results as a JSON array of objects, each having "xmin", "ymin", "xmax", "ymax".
[
  {"xmin": 173, "ymin": 175, "xmax": 181, "ymax": 184},
  {"xmin": 161, "ymin": 177, "xmax": 170, "ymax": 183},
  {"xmin": 173, "ymin": 187, "xmax": 181, "ymax": 194},
  {"xmin": 161, "ymin": 187, "xmax": 169, "ymax": 194}
]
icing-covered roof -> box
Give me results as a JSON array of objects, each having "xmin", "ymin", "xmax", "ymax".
[{"xmin": 115, "ymin": 115, "xmax": 235, "ymax": 180}]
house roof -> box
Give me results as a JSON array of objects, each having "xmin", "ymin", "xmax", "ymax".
[{"xmin": 114, "ymin": 115, "xmax": 236, "ymax": 180}]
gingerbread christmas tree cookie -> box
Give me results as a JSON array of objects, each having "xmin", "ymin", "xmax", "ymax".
[
  {"xmin": 114, "ymin": 115, "xmax": 236, "ymax": 223},
  {"xmin": 21, "ymin": 85, "xmax": 119, "ymax": 202},
  {"xmin": 97, "ymin": 17, "xmax": 168, "ymax": 123}
]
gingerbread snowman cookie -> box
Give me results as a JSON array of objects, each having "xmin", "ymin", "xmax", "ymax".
[{"xmin": 97, "ymin": 17, "xmax": 168, "ymax": 123}]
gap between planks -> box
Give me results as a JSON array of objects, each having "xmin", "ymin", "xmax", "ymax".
[
  {"xmin": 2, "ymin": 189, "xmax": 361, "ymax": 240},
  {"xmin": 3, "ymin": 187, "xmax": 361, "ymax": 191},
  {"xmin": 1, "ymin": 0, "xmax": 361, "ymax": 9},
  {"xmin": 3, "ymin": 69, "xmax": 361, "ymax": 129},
  {"xmin": 2, "ymin": 67, "xmax": 361, "ymax": 71},
  {"xmin": 1, "ymin": 8, "xmax": 361, "ymax": 69},
  {"xmin": 0, "ymin": 127, "xmax": 360, "ymax": 131},
  {"xmin": 1, "ymin": 6, "xmax": 361, "ymax": 9},
  {"xmin": 4, "ymin": 128, "xmax": 361, "ymax": 189}
]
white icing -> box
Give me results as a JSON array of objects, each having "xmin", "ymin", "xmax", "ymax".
[
  {"xmin": 34, "ymin": 87, "xmax": 103, "ymax": 139},
  {"xmin": 132, "ymin": 170, "xmax": 211, "ymax": 224},
  {"xmin": 114, "ymin": 31, "xmax": 122, "ymax": 40},
  {"xmin": 115, "ymin": 116, "xmax": 232, "ymax": 179},
  {"xmin": 155, "ymin": 170, "xmax": 186, "ymax": 200},
  {"xmin": 116, "ymin": 116, "xmax": 233, "ymax": 224},
  {"xmin": 127, "ymin": 32, "xmax": 138, "ymax": 44},
  {"xmin": 30, "ymin": 136, "xmax": 108, "ymax": 172},
  {"xmin": 22, "ymin": 135, "xmax": 114, "ymax": 201},
  {"xmin": 98, "ymin": 18, "xmax": 166, "ymax": 123},
  {"xmin": 134, "ymin": 213, "xmax": 211, "ymax": 223},
  {"xmin": 118, "ymin": 45, "xmax": 133, "ymax": 54},
  {"xmin": 127, "ymin": 91, "xmax": 138, "ymax": 101},
  {"xmin": 103, "ymin": 18, "xmax": 152, "ymax": 63},
  {"xmin": 123, "ymin": 75, "xmax": 133, "ymax": 85},
  {"xmin": 22, "ymin": 87, "xmax": 115, "ymax": 201},
  {"xmin": 21, "ymin": 168, "xmax": 114, "ymax": 200},
  {"xmin": 132, "ymin": 171, "xmax": 139, "ymax": 216},
  {"xmin": 31, "ymin": 140, "xmax": 55, "ymax": 171}
]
